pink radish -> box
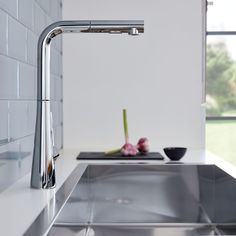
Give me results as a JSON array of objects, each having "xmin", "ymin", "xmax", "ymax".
[
  {"xmin": 121, "ymin": 143, "xmax": 138, "ymax": 156},
  {"xmin": 137, "ymin": 137, "xmax": 149, "ymax": 154}
]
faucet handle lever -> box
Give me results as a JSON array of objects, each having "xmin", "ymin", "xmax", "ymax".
[{"xmin": 53, "ymin": 147, "xmax": 60, "ymax": 160}]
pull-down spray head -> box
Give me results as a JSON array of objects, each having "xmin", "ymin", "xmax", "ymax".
[
  {"xmin": 80, "ymin": 20, "xmax": 144, "ymax": 35},
  {"xmin": 128, "ymin": 28, "xmax": 140, "ymax": 35}
]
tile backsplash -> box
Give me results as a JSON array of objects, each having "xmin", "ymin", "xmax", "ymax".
[{"xmin": 0, "ymin": 0, "xmax": 63, "ymax": 192}]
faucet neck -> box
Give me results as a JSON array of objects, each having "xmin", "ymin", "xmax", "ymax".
[
  {"xmin": 31, "ymin": 20, "xmax": 144, "ymax": 189},
  {"xmin": 31, "ymin": 21, "xmax": 91, "ymax": 189}
]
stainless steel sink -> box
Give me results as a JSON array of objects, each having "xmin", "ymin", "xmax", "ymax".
[{"xmin": 47, "ymin": 164, "xmax": 236, "ymax": 236}]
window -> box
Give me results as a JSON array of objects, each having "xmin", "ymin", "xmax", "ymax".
[{"xmin": 206, "ymin": 0, "xmax": 236, "ymax": 165}]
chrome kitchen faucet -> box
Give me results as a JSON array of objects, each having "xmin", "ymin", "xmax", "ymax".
[{"xmin": 30, "ymin": 20, "xmax": 144, "ymax": 189}]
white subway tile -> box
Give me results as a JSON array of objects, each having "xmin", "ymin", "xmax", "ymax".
[
  {"xmin": 51, "ymin": 47, "xmax": 60, "ymax": 75},
  {"xmin": 51, "ymin": 102, "xmax": 56, "ymax": 126},
  {"xmin": 19, "ymin": 135, "xmax": 34, "ymax": 173},
  {"xmin": 0, "ymin": 0, "xmax": 17, "ymax": 18},
  {"xmin": 0, "ymin": 101, "xmax": 8, "ymax": 143},
  {"xmin": 58, "ymin": 36, "xmax": 62, "ymax": 52},
  {"xmin": 18, "ymin": 0, "xmax": 34, "ymax": 30},
  {"xmin": 0, "ymin": 143, "xmax": 7, "ymax": 154},
  {"xmin": 58, "ymin": 53, "xmax": 62, "ymax": 76},
  {"xmin": 58, "ymin": 1, "xmax": 62, "ymax": 19},
  {"xmin": 54, "ymin": 125, "xmax": 62, "ymax": 149},
  {"xmin": 20, "ymin": 135, "xmax": 34, "ymax": 154},
  {"xmin": 50, "ymin": 0, "xmax": 60, "ymax": 20},
  {"xmin": 36, "ymin": 0, "xmax": 50, "ymax": 15},
  {"xmin": 47, "ymin": 16, "xmax": 53, "ymax": 27},
  {"xmin": 50, "ymin": 74, "xmax": 56, "ymax": 100},
  {"xmin": 51, "ymin": 101, "xmax": 61, "ymax": 127},
  {"xmin": 0, "ymin": 9, "xmax": 7, "ymax": 55},
  {"xmin": 19, "ymin": 63, "xmax": 35, "ymax": 99},
  {"xmin": 55, "ymin": 76, "xmax": 62, "ymax": 101},
  {"xmin": 51, "ymin": 101, "xmax": 62, "ymax": 127},
  {"xmin": 34, "ymin": 67, "xmax": 37, "ymax": 98},
  {"xmin": 27, "ymin": 30, "xmax": 38, "ymax": 66},
  {"xmin": 9, "ymin": 101, "xmax": 29, "ymax": 140},
  {"xmin": 0, "ymin": 55, "xmax": 18, "ymax": 99},
  {"xmin": 59, "ymin": 101, "xmax": 63, "ymax": 125},
  {"xmin": 8, "ymin": 16, "xmax": 27, "ymax": 62},
  {"xmin": 50, "ymin": 75, "xmax": 62, "ymax": 101},
  {"xmin": 27, "ymin": 101, "xmax": 36, "ymax": 135},
  {"xmin": 34, "ymin": 3, "xmax": 47, "ymax": 34},
  {"xmin": 52, "ymin": 35, "xmax": 62, "ymax": 52},
  {"xmin": 7, "ymin": 139, "xmax": 20, "ymax": 152}
]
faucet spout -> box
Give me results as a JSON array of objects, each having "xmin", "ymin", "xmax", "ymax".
[{"xmin": 30, "ymin": 20, "xmax": 144, "ymax": 189}]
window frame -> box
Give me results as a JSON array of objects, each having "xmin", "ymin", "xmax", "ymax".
[{"xmin": 206, "ymin": 3, "xmax": 236, "ymax": 121}]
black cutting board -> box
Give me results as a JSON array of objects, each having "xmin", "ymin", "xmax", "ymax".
[{"xmin": 77, "ymin": 152, "xmax": 164, "ymax": 160}]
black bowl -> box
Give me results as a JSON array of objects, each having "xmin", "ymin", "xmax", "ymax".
[{"xmin": 163, "ymin": 147, "xmax": 187, "ymax": 161}]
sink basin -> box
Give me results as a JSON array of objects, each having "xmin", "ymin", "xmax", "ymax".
[{"xmin": 48, "ymin": 164, "xmax": 236, "ymax": 236}]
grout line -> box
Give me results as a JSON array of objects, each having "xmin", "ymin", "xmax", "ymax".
[
  {"xmin": 0, "ymin": 98, "xmax": 63, "ymax": 102},
  {"xmin": 0, "ymin": 125, "xmax": 62, "ymax": 148},
  {"xmin": 0, "ymin": 50, "xmax": 36, "ymax": 67},
  {"xmin": 0, "ymin": 2, "xmax": 61, "ymax": 37},
  {"xmin": 0, "ymin": 7, "xmax": 35, "ymax": 35},
  {"xmin": 0, "ymin": 5, "xmax": 62, "ymax": 56},
  {"xmin": 0, "ymin": 50, "xmax": 62, "ymax": 72},
  {"xmin": 0, "ymin": 134, "xmax": 35, "ymax": 148},
  {"xmin": 0, "ymin": 1, "xmax": 63, "ymax": 150}
]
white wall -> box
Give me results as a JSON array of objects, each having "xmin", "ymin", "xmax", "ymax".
[{"xmin": 62, "ymin": 0, "xmax": 205, "ymax": 151}]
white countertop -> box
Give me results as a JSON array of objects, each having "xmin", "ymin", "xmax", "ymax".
[
  {"xmin": 0, "ymin": 149, "xmax": 86, "ymax": 236},
  {"xmin": 0, "ymin": 148, "xmax": 235, "ymax": 236}
]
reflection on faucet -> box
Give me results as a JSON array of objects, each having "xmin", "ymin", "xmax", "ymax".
[{"xmin": 30, "ymin": 20, "xmax": 144, "ymax": 189}]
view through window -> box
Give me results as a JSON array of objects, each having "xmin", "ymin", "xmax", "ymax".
[{"xmin": 206, "ymin": 0, "xmax": 236, "ymax": 165}]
